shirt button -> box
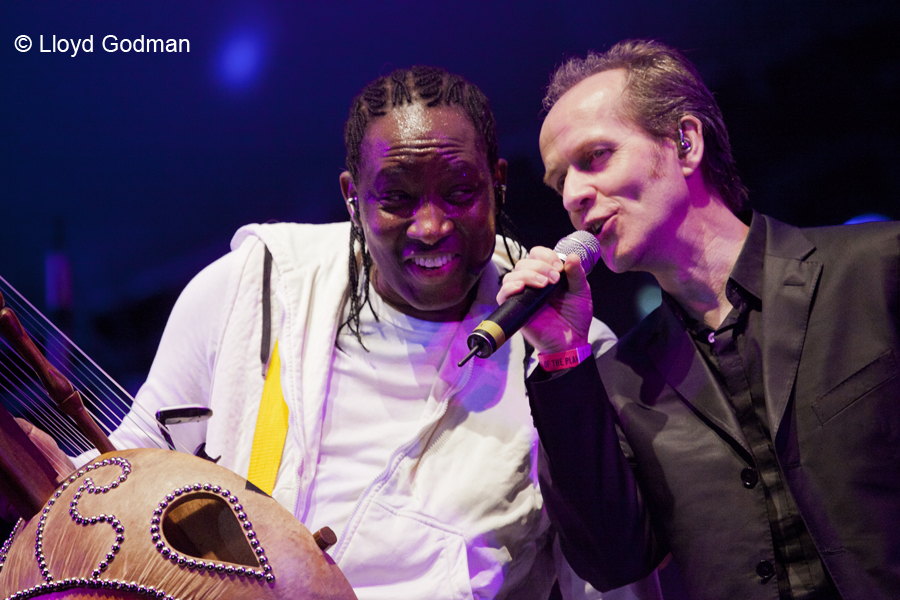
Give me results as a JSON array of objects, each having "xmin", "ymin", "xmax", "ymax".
[
  {"xmin": 707, "ymin": 332, "xmax": 715, "ymax": 344},
  {"xmin": 756, "ymin": 559, "xmax": 775, "ymax": 582},
  {"xmin": 741, "ymin": 467, "xmax": 759, "ymax": 488}
]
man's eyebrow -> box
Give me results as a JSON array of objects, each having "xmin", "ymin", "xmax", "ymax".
[
  {"xmin": 372, "ymin": 166, "xmax": 411, "ymax": 184},
  {"xmin": 542, "ymin": 167, "xmax": 560, "ymax": 188},
  {"xmin": 440, "ymin": 156, "xmax": 486, "ymax": 172}
]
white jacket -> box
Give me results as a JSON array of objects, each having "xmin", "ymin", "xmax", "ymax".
[{"xmin": 125, "ymin": 222, "xmax": 658, "ymax": 600}]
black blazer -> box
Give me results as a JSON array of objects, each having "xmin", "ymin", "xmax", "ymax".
[{"xmin": 529, "ymin": 214, "xmax": 900, "ymax": 599}]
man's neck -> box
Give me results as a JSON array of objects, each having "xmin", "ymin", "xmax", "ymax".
[
  {"xmin": 370, "ymin": 267, "xmax": 481, "ymax": 323},
  {"xmin": 653, "ymin": 204, "xmax": 749, "ymax": 330}
]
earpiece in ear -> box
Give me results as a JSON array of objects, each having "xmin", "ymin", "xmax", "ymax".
[
  {"xmin": 494, "ymin": 183, "xmax": 507, "ymax": 213},
  {"xmin": 679, "ymin": 127, "xmax": 692, "ymax": 153},
  {"xmin": 347, "ymin": 197, "xmax": 359, "ymax": 224}
]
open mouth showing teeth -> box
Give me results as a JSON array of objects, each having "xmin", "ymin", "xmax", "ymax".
[{"xmin": 412, "ymin": 254, "xmax": 454, "ymax": 269}]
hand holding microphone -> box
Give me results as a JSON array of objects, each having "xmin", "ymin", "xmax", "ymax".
[{"xmin": 458, "ymin": 231, "xmax": 600, "ymax": 366}]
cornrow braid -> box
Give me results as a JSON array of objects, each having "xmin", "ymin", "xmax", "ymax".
[
  {"xmin": 390, "ymin": 71, "xmax": 412, "ymax": 107},
  {"xmin": 339, "ymin": 66, "xmax": 502, "ymax": 348},
  {"xmin": 343, "ymin": 65, "xmax": 499, "ymax": 183},
  {"xmin": 362, "ymin": 84, "xmax": 388, "ymax": 115},
  {"xmin": 336, "ymin": 215, "xmax": 377, "ymax": 351},
  {"xmin": 412, "ymin": 65, "xmax": 444, "ymax": 106}
]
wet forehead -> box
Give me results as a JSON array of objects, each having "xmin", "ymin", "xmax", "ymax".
[
  {"xmin": 539, "ymin": 69, "xmax": 630, "ymax": 185},
  {"xmin": 540, "ymin": 69, "xmax": 629, "ymax": 150},
  {"xmin": 361, "ymin": 104, "xmax": 481, "ymax": 163}
]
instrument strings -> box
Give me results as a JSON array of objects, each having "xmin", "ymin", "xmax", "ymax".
[{"xmin": 0, "ymin": 275, "xmax": 185, "ymax": 467}]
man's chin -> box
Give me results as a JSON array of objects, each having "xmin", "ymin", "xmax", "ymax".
[
  {"xmin": 601, "ymin": 255, "xmax": 627, "ymax": 274},
  {"xmin": 407, "ymin": 286, "xmax": 479, "ymax": 322},
  {"xmin": 601, "ymin": 246, "xmax": 638, "ymax": 274}
]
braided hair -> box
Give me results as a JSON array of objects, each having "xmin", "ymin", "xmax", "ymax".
[{"xmin": 339, "ymin": 66, "xmax": 508, "ymax": 347}]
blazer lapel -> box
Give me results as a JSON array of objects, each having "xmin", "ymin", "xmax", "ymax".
[
  {"xmin": 759, "ymin": 217, "xmax": 822, "ymax": 438},
  {"xmin": 646, "ymin": 304, "xmax": 751, "ymax": 455},
  {"xmin": 641, "ymin": 214, "xmax": 821, "ymax": 456}
]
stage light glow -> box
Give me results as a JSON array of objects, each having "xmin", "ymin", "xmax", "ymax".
[
  {"xmin": 636, "ymin": 284, "xmax": 662, "ymax": 319},
  {"xmin": 218, "ymin": 31, "xmax": 265, "ymax": 89},
  {"xmin": 845, "ymin": 213, "xmax": 891, "ymax": 224}
]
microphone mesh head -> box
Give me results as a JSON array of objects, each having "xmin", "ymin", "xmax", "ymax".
[{"xmin": 554, "ymin": 230, "xmax": 602, "ymax": 274}]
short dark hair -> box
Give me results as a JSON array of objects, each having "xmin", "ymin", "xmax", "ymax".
[
  {"xmin": 344, "ymin": 65, "xmax": 499, "ymax": 182},
  {"xmin": 544, "ymin": 39, "xmax": 748, "ymax": 213}
]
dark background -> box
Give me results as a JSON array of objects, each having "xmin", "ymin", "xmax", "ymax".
[
  {"xmin": 2, "ymin": 2, "xmax": 899, "ymax": 595},
  {"xmin": 4, "ymin": 1, "xmax": 899, "ymax": 389}
]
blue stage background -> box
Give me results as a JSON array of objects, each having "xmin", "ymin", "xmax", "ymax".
[{"xmin": 3, "ymin": 2, "xmax": 899, "ymax": 596}]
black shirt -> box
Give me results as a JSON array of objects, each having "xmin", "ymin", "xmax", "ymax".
[{"xmin": 664, "ymin": 215, "xmax": 840, "ymax": 599}]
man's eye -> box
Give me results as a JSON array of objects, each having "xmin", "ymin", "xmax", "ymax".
[
  {"xmin": 555, "ymin": 175, "xmax": 566, "ymax": 195},
  {"xmin": 589, "ymin": 148, "xmax": 611, "ymax": 168},
  {"xmin": 445, "ymin": 187, "xmax": 475, "ymax": 203},
  {"xmin": 379, "ymin": 192, "xmax": 413, "ymax": 209}
]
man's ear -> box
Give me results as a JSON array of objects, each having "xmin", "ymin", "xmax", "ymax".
[
  {"xmin": 339, "ymin": 171, "xmax": 360, "ymax": 226},
  {"xmin": 678, "ymin": 116, "xmax": 704, "ymax": 178},
  {"xmin": 494, "ymin": 158, "xmax": 509, "ymax": 213},
  {"xmin": 494, "ymin": 158, "xmax": 508, "ymax": 187}
]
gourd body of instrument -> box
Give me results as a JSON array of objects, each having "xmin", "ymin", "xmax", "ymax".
[{"xmin": 0, "ymin": 448, "xmax": 357, "ymax": 600}]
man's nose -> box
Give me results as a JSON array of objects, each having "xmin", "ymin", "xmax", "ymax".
[
  {"xmin": 561, "ymin": 167, "xmax": 595, "ymax": 214},
  {"xmin": 407, "ymin": 199, "xmax": 453, "ymax": 244}
]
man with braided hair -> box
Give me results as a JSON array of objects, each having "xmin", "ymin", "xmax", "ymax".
[{"xmin": 115, "ymin": 66, "xmax": 661, "ymax": 599}]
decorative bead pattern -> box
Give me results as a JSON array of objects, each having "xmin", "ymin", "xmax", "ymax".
[
  {"xmin": 1, "ymin": 456, "xmax": 186, "ymax": 600},
  {"xmin": 1, "ymin": 457, "xmax": 276, "ymax": 600},
  {"xmin": 34, "ymin": 457, "xmax": 131, "ymax": 583},
  {"xmin": 0, "ymin": 519, "xmax": 22, "ymax": 575},
  {"xmin": 1, "ymin": 575, "xmax": 183, "ymax": 599},
  {"xmin": 152, "ymin": 483, "xmax": 274, "ymax": 582}
]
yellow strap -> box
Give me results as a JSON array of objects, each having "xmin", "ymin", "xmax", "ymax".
[{"xmin": 247, "ymin": 340, "xmax": 288, "ymax": 495}]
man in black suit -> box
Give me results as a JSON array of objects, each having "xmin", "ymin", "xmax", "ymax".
[{"xmin": 499, "ymin": 39, "xmax": 900, "ymax": 599}]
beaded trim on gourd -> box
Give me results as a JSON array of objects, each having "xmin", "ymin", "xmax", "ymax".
[
  {"xmin": 150, "ymin": 483, "xmax": 274, "ymax": 581},
  {"xmin": 39, "ymin": 456, "xmax": 131, "ymax": 581},
  {"xmin": 0, "ymin": 519, "xmax": 22, "ymax": 574},
  {"xmin": 0, "ymin": 455, "xmax": 274, "ymax": 600},
  {"xmin": 5, "ymin": 576, "xmax": 182, "ymax": 599},
  {"xmin": 3, "ymin": 457, "xmax": 185, "ymax": 600}
]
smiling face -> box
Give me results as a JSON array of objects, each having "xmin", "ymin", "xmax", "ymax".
[
  {"xmin": 342, "ymin": 103, "xmax": 504, "ymax": 322},
  {"xmin": 540, "ymin": 68, "xmax": 691, "ymax": 274}
]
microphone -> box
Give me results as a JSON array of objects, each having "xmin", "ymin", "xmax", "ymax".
[{"xmin": 458, "ymin": 230, "xmax": 601, "ymax": 367}]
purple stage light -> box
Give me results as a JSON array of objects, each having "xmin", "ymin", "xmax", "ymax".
[{"xmin": 218, "ymin": 31, "xmax": 265, "ymax": 89}]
